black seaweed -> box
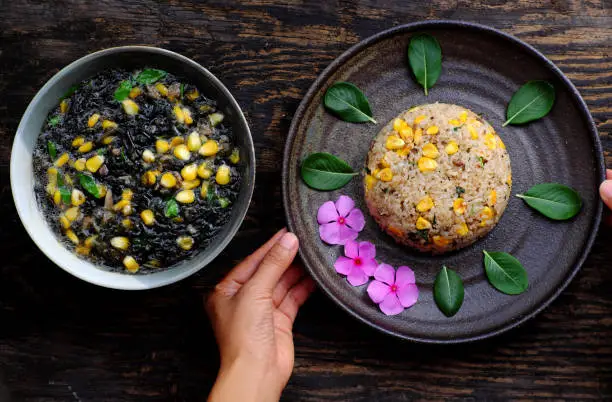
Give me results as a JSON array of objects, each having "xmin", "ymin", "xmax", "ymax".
[{"xmin": 33, "ymin": 69, "xmax": 241, "ymax": 273}]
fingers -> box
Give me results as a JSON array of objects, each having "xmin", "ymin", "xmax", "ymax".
[
  {"xmin": 249, "ymin": 232, "xmax": 299, "ymax": 291},
  {"xmin": 272, "ymin": 264, "xmax": 304, "ymax": 307},
  {"xmin": 600, "ymin": 179, "xmax": 612, "ymax": 211},
  {"xmin": 215, "ymin": 228, "xmax": 287, "ymax": 297},
  {"xmin": 602, "ymin": 171, "xmax": 612, "ymax": 226},
  {"xmin": 277, "ymin": 277, "xmax": 316, "ymax": 324}
]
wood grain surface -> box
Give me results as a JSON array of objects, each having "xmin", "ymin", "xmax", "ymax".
[{"xmin": 0, "ymin": 1, "xmax": 611, "ymax": 400}]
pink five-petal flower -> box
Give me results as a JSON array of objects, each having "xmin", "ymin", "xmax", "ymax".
[
  {"xmin": 317, "ymin": 195, "xmax": 365, "ymax": 245},
  {"xmin": 367, "ymin": 264, "xmax": 419, "ymax": 316},
  {"xmin": 334, "ymin": 240, "xmax": 378, "ymax": 286}
]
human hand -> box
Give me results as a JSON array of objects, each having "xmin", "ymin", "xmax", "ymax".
[
  {"xmin": 599, "ymin": 169, "xmax": 612, "ymax": 212},
  {"xmin": 206, "ymin": 229, "xmax": 315, "ymax": 402}
]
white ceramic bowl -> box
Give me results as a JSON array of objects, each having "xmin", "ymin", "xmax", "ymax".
[{"xmin": 11, "ymin": 46, "xmax": 255, "ymax": 290}]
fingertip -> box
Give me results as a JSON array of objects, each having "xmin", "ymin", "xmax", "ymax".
[
  {"xmin": 268, "ymin": 228, "xmax": 288, "ymax": 244},
  {"xmin": 278, "ymin": 232, "xmax": 299, "ymax": 250},
  {"xmin": 600, "ymin": 180, "xmax": 612, "ymax": 209}
]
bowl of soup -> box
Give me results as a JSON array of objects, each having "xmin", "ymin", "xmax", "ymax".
[{"xmin": 11, "ymin": 46, "xmax": 255, "ymax": 289}]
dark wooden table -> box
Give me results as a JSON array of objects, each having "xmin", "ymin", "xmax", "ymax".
[{"xmin": 1, "ymin": 1, "xmax": 611, "ymax": 400}]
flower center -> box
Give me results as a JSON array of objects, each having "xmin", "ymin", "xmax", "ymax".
[
  {"xmin": 390, "ymin": 284, "xmax": 398, "ymax": 293},
  {"xmin": 337, "ymin": 217, "xmax": 346, "ymax": 225},
  {"xmin": 354, "ymin": 257, "xmax": 362, "ymax": 266}
]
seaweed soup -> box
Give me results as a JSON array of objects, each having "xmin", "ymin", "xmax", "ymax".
[{"xmin": 33, "ymin": 68, "xmax": 241, "ymax": 274}]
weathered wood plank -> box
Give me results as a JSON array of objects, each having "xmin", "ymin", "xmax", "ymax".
[{"xmin": 0, "ymin": 0, "xmax": 611, "ymax": 400}]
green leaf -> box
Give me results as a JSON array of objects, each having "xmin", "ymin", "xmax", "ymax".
[
  {"xmin": 516, "ymin": 183, "xmax": 582, "ymax": 220},
  {"xmin": 207, "ymin": 190, "xmax": 215, "ymax": 202},
  {"xmin": 323, "ymin": 82, "xmax": 377, "ymax": 124},
  {"xmin": 59, "ymin": 187, "xmax": 71, "ymax": 204},
  {"xmin": 180, "ymin": 83, "xmax": 185, "ymax": 98},
  {"xmin": 218, "ymin": 197, "xmax": 230, "ymax": 208},
  {"xmin": 135, "ymin": 68, "xmax": 167, "ymax": 85},
  {"xmin": 56, "ymin": 173, "xmax": 70, "ymax": 203},
  {"xmin": 434, "ymin": 266, "xmax": 464, "ymax": 317},
  {"xmin": 61, "ymin": 85, "xmax": 78, "ymax": 100},
  {"xmin": 455, "ymin": 186, "xmax": 465, "ymax": 197},
  {"xmin": 300, "ymin": 152, "xmax": 358, "ymax": 191},
  {"xmin": 483, "ymin": 251, "xmax": 528, "ymax": 295},
  {"xmin": 164, "ymin": 199, "xmax": 179, "ymax": 218},
  {"xmin": 78, "ymin": 173, "xmax": 100, "ymax": 198},
  {"xmin": 47, "ymin": 141, "xmax": 57, "ymax": 159},
  {"xmin": 416, "ymin": 229, "xmax": 429, "ymax": 242},
  {"xmin": 48, "ymin": 116, "xmax": 61, "ymax": 127},
  {"xmin": 503, "ymin": 81, "xmax": 555, "ymax": 126},
  {"xmin": 407, "ymin": 33, "xmax": 442, "ymax": 96},
  {"xmin": 114, "ymin": 80, "xmax": 132, "ymax": 102}
]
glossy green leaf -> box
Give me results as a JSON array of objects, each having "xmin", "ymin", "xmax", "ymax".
[
  {"xmin": 206, "ymin": 185, "xmax": 216, "ymax": 202},
  {"xmin": 56, "ymin": 172, "xmax": 64, "ymax": 187},
  {"xmin": 47, "ymin": 141, "xmax": 57, "ymax": 159},
  {"xmin": 323, "ymin": 82, "xmax": 377, "ymax": 124},
  {"xmin": 48, "ymin": 116, "xmax": 61, "ymax": 127},
  {"xmin": 516, "ymin": 183, "xmax": 582, "ymax": 220},
  {"xmin": 59, "ymin": 187, "xmax": 71, "ymax": 204},
  {"xmin": 78, "ymin": 173, "xmax": 100, "ymax": 198},
  {"xmin": 135, "ymin": 68, "xmax": 167, "ymax": 85},
  {"xmin": 56, "ymin": 173, "xmax": 70, "ymax": 203},
  {"xmin": 483, "ymin": 251, "xmax": 528, "ymax": 295},
  {"xmin": 503, "ymin": 81, "xmax": 555, "ymax": 126},
  {"xmin": 218, "ymin": 197, "xmax": 230, "ymax": 208},
  {"xmin": 120, "ymin": 149, "xmax": 128, "ymax": 162},
  {"xmin": 433, "ymin": 266, "xmax": 464, "ymax": 317},
  {"xmin": 61, "ymin": 85, "xmax": 78, "ymax": 100},
  {"xmin": 407, "ymin": 33, "xmax": 442, "ymax": 95},
  {"xmin": 180, "ymin": 83, "xmax": 185, "ymax": 98},
  {"xmin": 114, "ymin": 80, "xmax": 132, "ymax": 102},
  {"xmin": 164, "ymin": 199, "xmax": 179, "ymax": 218},
  {"xmin": 300, "ymin": 152, "xmax": 358, "ymax": 191}
]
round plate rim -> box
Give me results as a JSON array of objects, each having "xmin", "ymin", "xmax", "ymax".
[{"xmin": 282, "ymin": 20, "xmax": 605, "ymax": 343}]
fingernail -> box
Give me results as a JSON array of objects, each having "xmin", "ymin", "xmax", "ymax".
[
  {"xmin": 279, "ymin": 232, "xmax": 298, "ymax": 249},
  {"xmin": 600, "ymin": 181, "xmax": 612, "ymax": 203}
]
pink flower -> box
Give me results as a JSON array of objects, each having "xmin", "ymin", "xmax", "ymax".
[
  {"xmin": 334, "ymin": 240, "xmax": 378, "ymax": 286},
  {"xmin": 317, "ymin": 195, "xmax": 365, "ymax": 245},
  {"xmin": 367, "ymin": 264, "xmax": 419, "ymax": 316}
]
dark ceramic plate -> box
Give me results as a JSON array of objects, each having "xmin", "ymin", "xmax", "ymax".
[{"xmin": 282, "ymin": 21, "xmax": 604, "ymax": 343}]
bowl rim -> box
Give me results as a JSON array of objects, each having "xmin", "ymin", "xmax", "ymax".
[
  {"xmin": 11, "ymin": 45, "xmax": 256, "ymax": 290},
  {"xmin": 282, "ymin": 20, "xmax": 605, "ymax": 343}
]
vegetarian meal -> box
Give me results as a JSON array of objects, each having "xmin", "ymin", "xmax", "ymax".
[
  {"xmin": 300, "ymin": 31, "xmax": 580, "ymax": 319},
  {"xmin": 363, "ymin": 103, "xmax": 511, "ymax": 254},
  {"xmin": 33, "ymin": 68, "xmax": 241, "ymax": 273}
]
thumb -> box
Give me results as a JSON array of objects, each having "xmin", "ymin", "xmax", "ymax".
[{"xmin": 599, "ymin": 180, "xmax": 612, "ymax": 211}]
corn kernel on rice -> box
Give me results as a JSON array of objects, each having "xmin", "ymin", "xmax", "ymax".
[{"xmin": 363, "ymin": 103, "xmax": 511, "ymax": 253}]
